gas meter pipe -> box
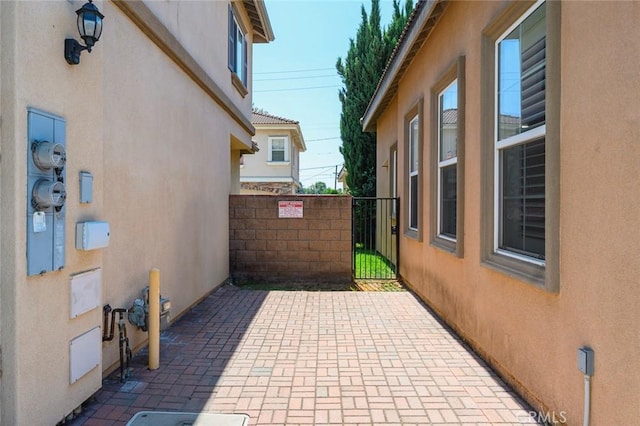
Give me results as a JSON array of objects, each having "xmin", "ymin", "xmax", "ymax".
[{"xmin": 148, "ymin": 268, "xmax": 160, "ymax": 370}]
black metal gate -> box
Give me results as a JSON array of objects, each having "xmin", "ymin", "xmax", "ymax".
[{"xmin": 351, "ymin": 197, "xmax": 399, "ymax": 279}]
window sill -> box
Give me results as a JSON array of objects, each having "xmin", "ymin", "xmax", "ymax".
[
  {"xmin": 266, "ymin": 161, "xmax": 290, "ymax": 166},
  {"xmin": 431, "ymin": 236, "xmax": 457, "ymax": 256},
  {"xmin": 481, "ymin": 250, "xmax": 550, "ymax": 291},
  {"xmin": 231, "ymin": 73, "xmax": 248, "ymax": 98},
  {"xmin": 404, "ymin": 228, "xmax": 420, "ymax": 241}
]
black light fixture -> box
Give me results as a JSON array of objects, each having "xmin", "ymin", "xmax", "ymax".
[{"xmin": 64, "ymin": 0, "xmax": 104, "ymax": 65}]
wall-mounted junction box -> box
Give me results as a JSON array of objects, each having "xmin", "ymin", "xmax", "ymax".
[
  {"xmin": 578, "ymin": 346, "xmax": 594, "ymax": 376},
  {"xmin": 27, "ymin": 109, "xmax": 67, "ymax": 275},
  {"xmin": 76, "ymin": 221, "xmax": 110, "ymax": 251},
  {"xmin": 79, "ymin": 171, "xmax": 93, "ymax": 203}
]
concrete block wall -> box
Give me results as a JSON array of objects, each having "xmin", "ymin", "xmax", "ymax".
[{"xmin": 229, "ymin": 195, "xmax": 352, "ymax": 283}]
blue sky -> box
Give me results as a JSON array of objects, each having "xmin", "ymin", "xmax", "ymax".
[{"xmin": 253, "ymin": 0, "xmax": 400, "ymax": 189}]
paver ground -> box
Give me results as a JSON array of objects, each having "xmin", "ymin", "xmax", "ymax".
[{"xmin": 70, "ymin": 284, "xmax": 538, "ymax": 425}]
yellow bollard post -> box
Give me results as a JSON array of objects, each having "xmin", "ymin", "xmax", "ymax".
[{"xmin": 148, "ymin": 268, "xmax": 160, "ymax": 370}]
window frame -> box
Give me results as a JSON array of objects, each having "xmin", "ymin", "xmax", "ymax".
[
  {"xmin": 494, "ymin": 2, "xmax": 547, "ymax": 264},
  {"xmin": 403, "ymin": 98, "xmax": 423, "ymax": 240},
  {"xmin": 430, "ymin": 57, "xmax": 465, "ymax": 257},
  {"xmin": 437, "ymin": 81, "xmax": 458, "ymax": 243},
  {"xmin": 390, "ymin": 143, "xmax": 398, "ymax": 220},
  {"xmin": 480, "ymin": 0, "xmax": 560, "ymax": 292},
  {"xmin": 228, "ymin": 5, "xmax": 248, "ymax": 95},
  {"xmin": 267, "ymin": 136, "xmax": 290, "ymax": 163}
]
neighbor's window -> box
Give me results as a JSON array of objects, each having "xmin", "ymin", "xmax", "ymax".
[
  {"xmin": 438, "ymin": 80, "xmax": 458, "ymax": 240},
  {"xmin": 408, "ymin": 116, "xmax": 419, "ymax": 231},
  {"xmin": 268, "ymin": 137, "xmax": 289, "ymax": 162},
  {"xmin": 228, "ymin": 6, "xmax": 248, "ymax": 87},
  {"xmin": 495, "ymin": 1, "xmax": 546, "ymax": 262}
]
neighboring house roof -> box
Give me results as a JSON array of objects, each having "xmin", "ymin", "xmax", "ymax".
[
  {"xmin": 337, "ymin": 165, "xmax": 348, "ymax": 186},
  {"xmin": 243, "ymin": 0, "xmax": 275, "ymax": 43},
  {"xmin": 252, "ymin": 111, "xmax": 299, "ymax": 125},
  {"xmin": 252, "ymin": 111, "xmax": 307, "ymax": 152},
  {"xmin": 442, "ymin": 108, "xmax": 457, "ymax": 125},
  {"xmin": 441, "ymin": 109, "xmax": 521, "ymax": 126},
  {"xmin": 362, "ymin": 0, "xmax": 449, "ymax": 131}
]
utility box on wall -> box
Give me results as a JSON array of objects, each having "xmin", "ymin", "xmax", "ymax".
[
  {"xmin": 76, "ymin": 221, "xmax": 110, "ymax": 251},
  {"xmin": 27, "ymin": 109, "xmax": 67, "ymax": 276}
]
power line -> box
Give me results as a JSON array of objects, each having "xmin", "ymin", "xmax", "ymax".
[
  {"xmin": 255, "ymin": 74, "xmax": 337, "ymax": 82},
  {"xmin": 300, "ymin": 163, "xmax": 342, "ymax": 171},
  {"xmin": 255, "ymin": 67, "xmax": 335, "ymax": 75},
  {"xmin": 254, "ymin": 84, "xmax": 340, "ymax": 93},
  {"xmin": 305, "ymin": 136, "xmax": 341, "ymax": 142}
]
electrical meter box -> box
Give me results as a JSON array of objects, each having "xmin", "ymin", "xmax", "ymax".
[
  {"xmin": 76, "ymin": 221, "xmax": 110, "ymax": 251},
  {"xmin": 27, "ymin": 109, "xmax": 67, "ymax": 275}
]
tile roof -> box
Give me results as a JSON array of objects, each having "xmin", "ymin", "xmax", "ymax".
[
  {"xmin": 251, "ymin": 111, "xmax": 299, "ymax": 125},
  {"xmin": 442, "ymin": 109, "xmax": 521, "ymax": 126}
]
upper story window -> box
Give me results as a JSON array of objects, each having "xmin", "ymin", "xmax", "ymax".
[
  {"xmin": 495, "ymin": 1, "xmax": 546, "ymax": 263},
  {"xmin": 228, "ymin": 5, "xmax": 248, "ymax": 88},
  {"xmin": 438, "ymin": 80, "xmax": 458, "ymax": 241},
  {"xmin": 268, "ymin": 136, "xmax": 289, "ymax": 163}
]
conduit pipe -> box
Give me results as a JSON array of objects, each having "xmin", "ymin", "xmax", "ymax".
[
  {"xmin": 583, "ymin": 374, "xmax": 591, "ymax": 426},
  {"xmin": 148, "ymin": 268, "xmax": 160, "ymax": 370}
]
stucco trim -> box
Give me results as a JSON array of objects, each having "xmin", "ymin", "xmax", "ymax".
[
  {"xmin": 479, "ymin": 0, "xmax": 560, "ymax": 292},
  {"xmin": 112, "ymin": 0, "xmax": 255, "ymax": 137}
]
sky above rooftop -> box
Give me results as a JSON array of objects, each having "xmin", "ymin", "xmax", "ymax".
[{"xmin": 253, "ymin": 0, "xmax": 399, "ymax": 190}]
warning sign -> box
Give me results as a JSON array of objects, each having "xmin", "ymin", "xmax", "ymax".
[{"xmin": 278, "ymin": 201, "xmax": 303, "ymax": 218}]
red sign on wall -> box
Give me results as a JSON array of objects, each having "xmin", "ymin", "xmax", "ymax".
[{"xmin": 278, "ymin": 201, "xmax": 303, "ymax": 218}]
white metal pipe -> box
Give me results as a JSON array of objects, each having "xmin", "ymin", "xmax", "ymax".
[{"xmin": 583, "ymin": 374, "xmax": 591, "ymax": 426}]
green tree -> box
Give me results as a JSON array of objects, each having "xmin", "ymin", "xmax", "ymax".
[
  {"xmin": 300, "ymin": 181, "xmax": 343, "ymax": 194},
  {"xmin": 337, "ymin": 0, "xmax": 412, "ymax": 197}
]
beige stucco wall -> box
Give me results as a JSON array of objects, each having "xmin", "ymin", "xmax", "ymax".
[
  {"xmin": 144, "ymin": 0, "xmax": 253, "ymax": 116},
  {"xmin": 375, "ymin": 1, "xmax": 640, "ymax": 424},
  {"xmin": 0, "ymin": 0, "xmax": 257, "ymax": 424}
]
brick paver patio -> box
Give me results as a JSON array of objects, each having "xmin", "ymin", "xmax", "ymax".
[{"xmin": 71, "ymin": 284, "xmax": 537, "ymax": 425}]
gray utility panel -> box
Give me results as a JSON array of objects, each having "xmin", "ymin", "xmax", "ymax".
[{"xmin": 27, "ymin": 108, "xmax": 67, "ymax": 276}]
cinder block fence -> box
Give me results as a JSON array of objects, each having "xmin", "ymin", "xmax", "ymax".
[{"xmin": 229, "ymin": 195, "xmax": 352, "ymax": 283}]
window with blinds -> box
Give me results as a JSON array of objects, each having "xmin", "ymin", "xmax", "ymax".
[
  {"xmin": 269, "ymin": 137, "xmax": 288, "ymax": 162},
  {"xmin": 496, "ymin": 1, "xmax": 546, "ymax": 262}
]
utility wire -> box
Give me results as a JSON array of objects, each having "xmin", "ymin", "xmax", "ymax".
[
  {"xmin": 254, "ymin": 85, "xmax": 341, "ymax": 93},
  {"xmin": 255, "ymin": 67, "xmax": 335, "ymax": 75},
  {"xmin": 305, "ymin": 136, "xmax": 341, "ymax": 142},
  {"xmin": 300, "ymin": 163, "xmax": 342, "ymax": 171},
  {"xmin": 255, "ymin": 74, "xmax": 337, "ymax": 82}
]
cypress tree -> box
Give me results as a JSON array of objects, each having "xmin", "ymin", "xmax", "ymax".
[{"xmin": 337, "ymin": 0, "xmax": 412, "ymax": 197}]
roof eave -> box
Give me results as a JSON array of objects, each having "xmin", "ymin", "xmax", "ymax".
[
  {"xmin": 361, "ymin": 0, "xmax": 447, "ymax": 132},
  {"xmin": 294, "ymin": 123, "xmax": 307, "ymax": 152},
  {"xmin": 244, "ymin": 0, "xmax": 275, "ymax": 43}
]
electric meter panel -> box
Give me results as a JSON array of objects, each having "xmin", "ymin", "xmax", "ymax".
[
  {"xmin": 33, "ymin": 141, "xmax": 67, "ymax": 170},
  {"xmin": 27, "ymin": 109, "xmax": 66, "ymax": 276}
]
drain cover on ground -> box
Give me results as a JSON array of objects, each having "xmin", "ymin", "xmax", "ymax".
[{"xmin": 126, "ymin": 411, "xmax": 249, "ymax": 426}]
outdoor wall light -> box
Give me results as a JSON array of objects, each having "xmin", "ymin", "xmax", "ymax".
[{"xmin": 64, "ymin": 0, "xmax": 104, "ymax": 65}]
